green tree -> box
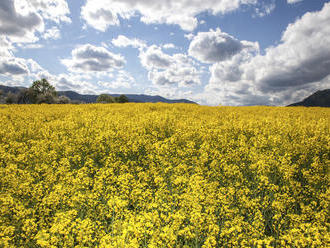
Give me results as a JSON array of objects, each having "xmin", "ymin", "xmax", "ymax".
[
  {"xmin": 31, "ymin": 79, "xmax": 57, "ymax": 96},
  {"xmin": 97, "ymin": 94, "xmax": 115, "ymax": 103},
  {"xmin": 29, "ymin": 79, "xmax": 57, "ymax": 104},
  {"xmin": 115, "ymin": 94, "xmax": 129, "ymax": 103}
]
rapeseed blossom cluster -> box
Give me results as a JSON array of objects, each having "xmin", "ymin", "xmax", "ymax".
[{"xmin": 0, "ymin": 104, "xmax": 329, "ymax": 247}]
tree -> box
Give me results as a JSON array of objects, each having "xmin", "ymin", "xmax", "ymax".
[
  {"xmin": 30, "ymin": 78, "xmax": 57, "ymax": 104},
  {"xmin": 5, "ymin": 92, "xmax": 18, "ymax": 104},
  {"xmin": 17, "ymin": 88, "xmax": 35, "ymax": 104},
  {"xmin": 31, "ymin": 79, "xmax": 57, "ymax": 96},
  {"xmin": 97, "ymin": 94, "xmax": 115, "ymax": 103},
  {"xmin": 115, "ymin": 94, "xmax": 129, "ymax": 103},
  {"xmin": 0, "ymin": 90, "xmax": 4, "ymax": 104},
  {"xmin": 57, "ymin": 95, "xmax": 71, "ymax": 104}
]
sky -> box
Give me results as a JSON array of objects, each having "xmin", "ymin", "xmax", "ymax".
[{"xmin": 0, "ymin": 0, "xmax": 329, "ymax": 106}]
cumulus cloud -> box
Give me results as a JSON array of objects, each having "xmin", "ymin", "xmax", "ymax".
[
  {"xmin": 0, "ymin": 37, "xmax": 14, "ymax": 57},
  {"xmin": 0, "ymin": 0, "xmax": 70, "ymax": 43},
  {"xmin": 25, "ymin": 0, "xmax": 71, "ymax": 24},
  {"xmin": 140, "ymin": 45, "xmax": 173, "ymax": 70},
  {"xmin": 0, "ymin": 37, "xmax": 31, "ymax": 77},
  {"xmin": 0, "ymin": 58, "xmax": 29, "ymax": 76},
  {"xmin": 0, "ymin": 0, "xmax": 43, "ymax": 42},
  {"xmin": 148, "ymin": 66, "xmax": 200, "ymax": 87},
  {"xmin": 204, "ymin": 2, "xmax": 330, "ymax": 106},
  {"xmin": 139, "ymin": 45, "xmax": 201, "ymax": 87},
  {"xmin": 0, "ymin": 0, "xmax": 68, "ymax": 83},
  {"xmin": 188, "ymin": 28, "xmax": 259, "ymax": 64},
  {"xmin": 99, "ymin": 70, "xmax": 135, "ymax": 89},
  {"xmin": 52, "ymin": 74, "xmax": 103, "ymax": 94},
  {"xmin": 112, "ymin": 35, "xmax": 146, "ymax": 49},
  {"xmin": 0, "ymin": 41, "xmax": 132, "ymax": 94},
  {"xmin": 245, "ymin": 2, "xmax": 330, "ymax": 93},
  {"xmin": 61, "ymin": 44, "xmax": 126, "ymax": 72},
  {"xmin": 81, "ymin": 0, "xmax": 258, "ymax": 31},
  {"xmin": 206, "ymin": 48, "xmax": 263, "ymax": 106}
]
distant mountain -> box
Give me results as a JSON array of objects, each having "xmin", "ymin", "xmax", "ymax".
[
  {"xmin": 57, "ymin": 91, "xmax": 196, "ymax": 104},
  {"xmin": 57, "ymin": 91, "xmax": 98, "ymax": 103},
  {"xmin": 0, "ymin": 85, "xmax": 25, "ymax": 94},
  {"xmin": 288, "ymin": 89, "xmax": 330, "ymax": 107},
  {"xmin": 0, "ymin": 85, "xmax": 196, "ymax": 104}
]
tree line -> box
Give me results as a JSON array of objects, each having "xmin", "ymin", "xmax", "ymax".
[{"xmin": 0, "ymin": 79, "xmax": 129, "ymax": 104}]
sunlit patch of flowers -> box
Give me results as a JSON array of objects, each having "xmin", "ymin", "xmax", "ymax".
[{"xmin": 0, "ymin": 103, "xmax": 329, "ymax": 247}]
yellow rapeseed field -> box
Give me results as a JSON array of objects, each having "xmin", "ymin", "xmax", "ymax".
[{"xmin": 0, "ymin": 103, "xmax": 329, "ymax": 247}]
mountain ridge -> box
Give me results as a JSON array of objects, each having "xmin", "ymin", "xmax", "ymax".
[
  {"xmin": 288, "ymin": 89, "xmax": 330, "ymax": 107},
  {"xmin": 0, "ymin": 85, "xmax": 197, "ymax": 104}
]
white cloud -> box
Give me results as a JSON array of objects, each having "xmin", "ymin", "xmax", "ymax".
[
  {"xmin": 0, "ymin": 0, "xmax": 43, "ymax": 43},
  {"xmin": 0, "ymin": 39, "xmax": 133, "ymax": 95},
  {"xmin": 112, "ymin": 35, "xmax": 146, "ymax": 49},
  {"xmin": 287, "ymin": 0, "xmax": 303, "ymax": 4},
  {"xmin": 61, "ymin": 44, "xmax": 126, "ymax": 72},
  {"xmin": 19, "ymin": 44, "xmax": 44, "ymax": 49},
  {"xmin": 0, "ymin": 37, "xmax": 36, "ymax": 77},
  {"xmin": 203, "ymin": 2, "xmax": 330, "ymax": 106},
  {"xmin": 148, "ymin": 66, "xmax": 200, "ymax": 87},
  {"xmin": 145, "ymin": 86, "xmax": 194, "ymax": 101},
  {"xmin": 188, "ymin": 28, "xmax": 259, "ymax": 64},
  {"xmin": 43, "ymin": 26, "xmax": 61, "ymax": 40},
  {"xmin": 0, "ymin": 37, "xmax": 15, "ymax": 57},
  {"xmin": 184, "ymin": 33, "xmax": 194, "ymax": 40},
  {"xmin": 140, "ymin": 45, "xmax": 201, "ymax": 87},
  {"xmin": 99, "ymin": 70, "xmax": 135, "ymax": 89},
  {"xmin": 25, "ymin": 0, "xmax": 71, "ymax": 24},
  {"xmin": 52, "ymin": 74, "xmax": 102, "ymax": 94},
  {"xmin": 254, "ymin": 0, "xmax": 275, "ymax": 17},
  {"xmin": 245, "ymin": 2, "xmax": 330, "ymax": 93},
  {"xmin": 81, "ymin": 2, "xmax": 130, "ymax": 32},
  {"xmin": 163, "ymin": 43, "xmax": 176, "ymax": 49},
  {"xmin": 28, "ymin": 65, "xmax": 135, "ymax": 94},
  {"xmin": 0, "ymin": 58, "xmax": 29, "ymax": 76},
  {"xmin": 0, "ymin": 0, "xmax": 70, "ymax": 43},
  {"xmin": 140, "ymin": 45, "xmax": 173, "ymax": 70},
  {"xmin": 81, "ymin": 0, "xmax": 258, "ymax": 31},
  {"xmin": 205, "ymin": 45, "xmax": 262, "ymax": 106}
]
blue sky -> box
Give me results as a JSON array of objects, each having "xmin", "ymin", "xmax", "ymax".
[{"xmin": 0, "ymin": 0, "xmax": 329, "ymax": 105}]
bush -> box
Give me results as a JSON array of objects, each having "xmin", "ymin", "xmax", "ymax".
[
  {"xmin": 5, "ymin": 92, "xmax": 18, "ymax": 104},
  {"xmin": 36, "ymin": 93, "xmax": 57, "ymax": 104},
  {"xmin": 115, "ymin": 94, "xmax": 129, "ymax": 103},
  {"xmin": 97, "ymin": 94, "xmax": 115, "ymax": 103},
  {"xmin": 17, "ymin": 88, "xmax": 35, "ymax": 104},
  {"xmin": 57, "ymin": 95, "xmax": 71, "ymax": 104}
]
